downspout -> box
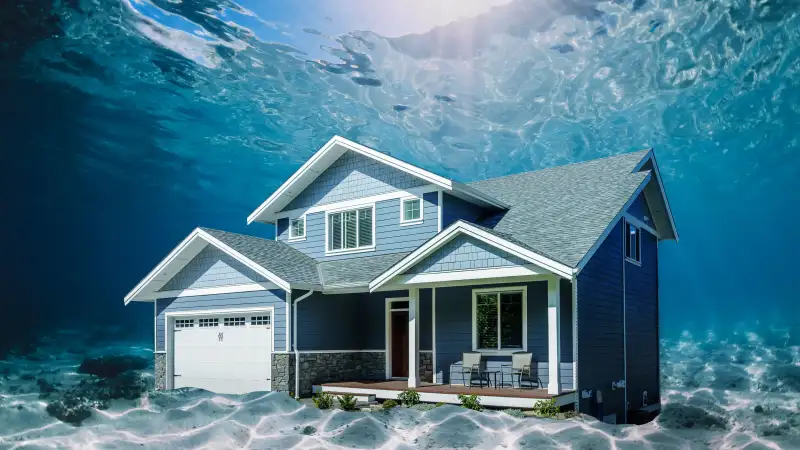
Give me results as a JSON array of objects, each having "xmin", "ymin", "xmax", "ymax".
[{"xmin": 293, "ymin": 290, "xmax": 314, "ymax": 399}]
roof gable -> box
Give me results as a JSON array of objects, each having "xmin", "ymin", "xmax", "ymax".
[
  {"xmin": 283, "ymin": 149, "xmax": 428, "ymax": 211},
  {"xmin": 247, "ymin": 136, "xmax": 507, "ymax": 224}
]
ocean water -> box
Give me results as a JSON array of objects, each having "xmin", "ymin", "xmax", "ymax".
[{"xmin": 1, "ymin": 0, "xmax": 799, "ymax": 448}]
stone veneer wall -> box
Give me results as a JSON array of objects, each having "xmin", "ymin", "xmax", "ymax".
[
  {"xmin": 154, "ymin": 353, "xmax": 167, "ymax": 390},
  {"xmin": 420, "ymin": 351, "xmax": 433, "ymax": 383},
  {"xmin": 271, "ymin": 353, "xmax": 295, "ymax": 394},
  {"xmin": 296, "ymin": 352, "xmax": 385, "ymax": 396}
]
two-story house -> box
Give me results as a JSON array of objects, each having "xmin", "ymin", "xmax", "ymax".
[{"xmin": 124, "ymin": 136, "xmax": 677, "ymax": 424}]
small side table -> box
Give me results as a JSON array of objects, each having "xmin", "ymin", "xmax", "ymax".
[{"xmin": 483, "ymin": 370, "xmax": 501, "ymax": 389}]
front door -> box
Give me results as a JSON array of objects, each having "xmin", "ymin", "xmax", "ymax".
[{"xmin": 391, "ymin": 310, "xmax": 409, "ymax": 378}]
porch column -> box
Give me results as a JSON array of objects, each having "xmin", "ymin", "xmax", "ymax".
[
  {"xmin": 408, "ymin": 288, "xmax": 420, "ymax": 388},
  {"xmin": 547, "ymin": 276, "xmax": 562, "ymax": 395}
]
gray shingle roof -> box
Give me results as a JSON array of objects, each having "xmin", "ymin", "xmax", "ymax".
[
  {"xmin": 318, "ymin": 252, "xmax": 411, "ymax": 287},
  {"xmin": 200, "ymin": 228, "xmax": 321, "ymax": 285},
  {"xmin": 467, "ymin": 150, "xmax": 651, "ymax": 268}
]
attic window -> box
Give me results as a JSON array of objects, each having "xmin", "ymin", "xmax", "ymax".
[
  {"xmin": 290, "ymin": 216, "xmax": 305, "ymax": 240},
  {"xmin": 400, "ymin": 197, "xmax": 422, "ymax": 224},
  {"xmin": 625, "ymin": 220, "xmax": 641, "ymax": 264}
]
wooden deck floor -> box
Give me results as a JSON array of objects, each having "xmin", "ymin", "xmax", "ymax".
[{"xmin": 320, "ymin": 380, "xmax": 572, "ymax": 400}]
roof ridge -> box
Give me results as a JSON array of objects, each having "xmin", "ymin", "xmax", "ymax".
[{"xmin": 467, "ymin": 148, "xmax": 651, "ymax": 185}]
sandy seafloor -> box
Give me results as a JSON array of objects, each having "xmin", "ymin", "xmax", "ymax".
[{"xmin": 1, "ymin": 328, "xmax": 798, "ymax": 449}]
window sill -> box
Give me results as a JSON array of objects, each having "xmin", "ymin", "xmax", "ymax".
[
  {"xmin": 399, "ymin": 219, "xmax": 423, "ymax": 227},
  {"xmin": 325, "ymin": 246, "xmax": 376, "ymax": 256},
  {"xmin": 625, "ymin": 257, "xmax": 642, "ymax": 266},
  {"xmin": 288, "ymin": 236, "xmax": 306, "ymax": 242}
]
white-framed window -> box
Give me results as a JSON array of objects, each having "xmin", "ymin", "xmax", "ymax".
[
  {"xmin": 224, "ymin": 317, "xmax": 246, "ymax": 327},
  {"xmin": 624, "ymin": 219, "xmax": 641, "ymax": 264},
  {"xmin": 289, "ymin": 216, "xmax": 306, "ymax": 240},
  {"xmin": 400, "ymin": 196, "xmax": 423, "ymax": 224},
  {"xmin": 472, "ymin": 286, "xmax": 527, "ymax": 353},
  {"xmin": 175, "ymin": 319, "xmax": 194, "ymax": 328},
  {"xmin": 326, "ymin": 205, "xmax": 374, "ymax": 253},
  {"xmin": 199, "ymin": 318, "xmax": 218, "ymax": 328},
  {"xmin": 251, "ymin": 315, "xmax": 271, "ymax": 326}
]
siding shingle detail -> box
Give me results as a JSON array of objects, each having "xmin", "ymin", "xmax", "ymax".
[
  {"xmin": 160, "ymin": 246, "xmax": 267, "ymax": 291},
  {"xmin": 406, "ymin": 235, "xmax": 528, "ymax": 275},
  {"xmin": 284, "ymin": 150, "xmax": 427, "ymax": 211}
]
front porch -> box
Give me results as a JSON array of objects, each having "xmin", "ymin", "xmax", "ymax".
[{"xmin": 313, "ymin": 380, "xmax": 576, "ymax": 409}]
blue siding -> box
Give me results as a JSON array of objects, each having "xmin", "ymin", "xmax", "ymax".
[
  {"xmin": 433, "ymin": 281, "xmax": 573, "ymax": 389},
  {"xmin": 406, "ymin": 235, "xmax": 527, "ymax": 274},
  {"xmin": 294, "ymin": 289, "xmax": 432, "ymax": 351},
  {"xmin": 160, "ymin": 246, "xmax": 267, "ymax": 291},
  {"xmin": 577, "ymin": 220, "xmax": 626, "ymax": 420},
  {"xmin": 283, "ymin": 150, "xmax": 427, "ymax": 211},
  {"xmin": 155, "ymin": 290, "xmax": 287, "ymax": 352},
  {"xmin": 441, "ymin": 193, "xmax": 486, "ymax": 228},
  {"xmin": 627, "ymin": 192, "xmax": 654, "ymax": 227},
  {"xmin": 625, "ymin": 230, "xmax": 660, "ymax": 409},
  {"xmin": 278, "ymin": 192, "xmax": 438, "ymax": 261}
]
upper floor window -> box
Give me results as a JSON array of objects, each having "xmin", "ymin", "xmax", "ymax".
[
  {"xmin": 327, "ymin": 206, "xmax": 374, "ymax": 253},
  {"xmin": 400, "ymin": 197, "xmax": 422, "ymax": 224},
  {"xmin": 625, "ymin": 220, "xmax": 641, "ymax": 264},
  {"xmin": 289, "ymin": 216, "xmax": 305, "ymax": 240}
]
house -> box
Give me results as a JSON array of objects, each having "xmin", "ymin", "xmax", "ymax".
[{"xmin": 124, "ymin": 136, "xmax": 677, "ymax": 424}]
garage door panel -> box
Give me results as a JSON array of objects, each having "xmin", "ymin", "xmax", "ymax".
[{"xmin": 171, "ymin": 314, "xmax": 273, "ymax": 394}]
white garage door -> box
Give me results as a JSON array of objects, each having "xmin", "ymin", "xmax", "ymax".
[{"xmin": 172, "ymin": 313, "xmax": 272, "ymax": 394}]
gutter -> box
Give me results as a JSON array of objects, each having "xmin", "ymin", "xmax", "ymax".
[{"xmin": 293, "ymin": 289, "xmax": 314, "ymax": 399}]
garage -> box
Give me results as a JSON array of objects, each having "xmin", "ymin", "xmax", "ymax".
[{"xmin": 169, "ymin": 311, "xmax": 273, "ymax": 394}]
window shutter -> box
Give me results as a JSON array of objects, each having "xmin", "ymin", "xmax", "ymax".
[{"xmin": 358, "ymin": 207, "xmax": 372, "ymax": 247}]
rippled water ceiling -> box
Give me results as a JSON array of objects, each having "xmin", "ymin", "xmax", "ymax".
[{"xmin": 2, "ymin": 0, "xmax": 798, "ymax": 346}]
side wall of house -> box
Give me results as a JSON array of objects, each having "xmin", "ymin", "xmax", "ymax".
[
  {"xmin": 434, "ymin": 281, "xmax": 573, "ymax": 389},
  {"xmin": 277, "ymin": 191, "xmax": 439, "ymax": 261},
  {"xmin": 441, "ymin": 193, "xmax": 487, "ymax": 228},
  {"xmin": 576, "ymin": 220, "xmax": 626, "ymax": 423},
  {"xmin": 625, "ymin": 229, "xmax": 660, "ymax": 410}
]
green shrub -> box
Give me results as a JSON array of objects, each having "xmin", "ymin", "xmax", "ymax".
[
  {"xmin": 531, "ymin": 399, "xmax": 559, "ymax": 418},
  {"xmin": 338, "ymin": 394, "xmax": 358, "ymax": 411},
  {"xmin": 397, "ymin": 389, "xmax": 421, "ymax": 406},
  {"xmin": 313, "ymin": 392, "xmax": 334, "ymax": 409},
  {"xmin": 382, "ymin": 399, "xmax": 398, "ymax": 409},
  {"xmin": 435, "ymin": 402, "xmax": 446, "ymax": 408},
  {"xmin": 503, "ymin": 409, "xmax": 525, "ymax": 418},
  {"xmin": 563, "ymin": 409, "xmax": 579, "ymax": 419},
  {"xmin": 457, "ymin": 394, "xmax": 482, "ymax": 411}
]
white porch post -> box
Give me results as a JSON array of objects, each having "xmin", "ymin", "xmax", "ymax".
[
  {"xmin": 547, "ymin": 276, "xmax": 562, "ymax": 395},
  {"xmin": 408, "ymin": 288, "xmax": 420, "ymax": 388}
]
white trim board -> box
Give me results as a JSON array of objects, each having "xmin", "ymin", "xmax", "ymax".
[
  {"xmin": 137, "ymin": 282, "xmax": 279, "ymax": 301},
  {"xmin": 633, "ymin": 149, "xmax": 679, "ymax": 242},
  {"xmin": 392, "ymin": 265, "xmax": 551, "ymax": 288},
  {"xmin": 124, "ymin": 228, "xmax": 293, "ymax": 304},
  {"xmin": 369, "ymin": 221, "xmax": 573, "ymax": 291},
  {"xmin": 247, "ymin": 135, "xmax": 508, "ymax": 224},
  {"xmin": 312, "ymin": 385, "xmax": 576, "ymax": 409}
]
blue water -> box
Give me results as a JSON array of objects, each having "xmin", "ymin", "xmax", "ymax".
[{"xmin": 1, "ymin": 0, "xmax": 799, "ymax": 447}]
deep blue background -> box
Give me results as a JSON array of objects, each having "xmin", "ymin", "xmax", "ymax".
[{"xmin": 1, "ymin": 0, "xmax": 798, "ymax": 354}]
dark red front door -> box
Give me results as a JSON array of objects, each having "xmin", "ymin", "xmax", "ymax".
[{"xmin": 391, "ymin": 311, "xmax": 409, "ymax": 377}]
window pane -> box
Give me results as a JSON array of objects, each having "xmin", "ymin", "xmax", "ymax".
[
  {"xmin": 475, "ymin": 293, "xmax": 498, "ymax": 349},
  {"xmin": 403, "ymin": 199, "xmax": 420, "ymax": 221},
  {"xmin": 634, "ymin": 228, "xmax": 641, "ymax": 261},
  {"xmin": 343, "ymin": 210, "xmax": 357, "ymax": 249},
  {"xmin": 625, "ymin": 223, "xmax": 633, "ymax": 259},
  {"xmin": 291, "ymin": 218, "xmax": 304, "ymax": 237},
  {"xmin": 358, "ymin": 207, "xmax": 372, "ymax": 246},
  {"xmin": 499, "ymin": 292, "xmax": 523, "ymax": 349},
  {"xmin": 329, "ymin": 213, "xmax": 342, "ymax": 250}
]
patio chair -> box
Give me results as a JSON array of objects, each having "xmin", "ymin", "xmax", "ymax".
[
  {"xmin": 505, "ymin": 352, "xmax": 542, "ymax": 389},
  {"xmin": 452, "ymin": 352, "xmax": 486, "ymax": 388}
]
